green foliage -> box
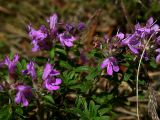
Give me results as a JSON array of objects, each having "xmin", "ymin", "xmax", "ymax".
[
  {"xmin": 0, "ymin": 105, "xmax": 12, "ymax": 120},
  {"xmin": 71, "ymin": 97, "xmax": 110, "ymax": 120}
]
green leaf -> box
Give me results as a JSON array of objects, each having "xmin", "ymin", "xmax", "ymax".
[
  {"xmin": 123, "ymin": 73, "xmax": 131, "ymax": 81},
  {"xmin": 150, "ymin": 58, "xmax": 157, "ymax": 68},
  {"xmin": 60, "ymin": 61, "xmax": 72, "ymax": 69},
  {"xmin": 98, "ymin": 107, "xmax": 112, "ymax": 116},
  {"xmin": 50, "ymin": 48, "xmax": 55, "ymax": 59},
  {"xmin": 55, "ymin": 48, "xmax": 67, "ymax": 55},
  {"xmin": 89, "ymin": 101, "xmax": 100, "ymax": 117},
  {"xmin": 74, "ymin": 66, "xmax": 90, "ymax": 72},
  {"xmin": 43, "ymin": 95, "xmax": 55, "ymax": 104},
  {"xmin": 86, "ymin": 67, "xmax": 100, "ymax": 80},
  {"xmin": 138, "ymin": 79, "xmax": 145, "ymax": 85},
  {"xmin": 21, "ymin": 59, "xmax": 27, "ymax": 69},
  {"xmin": 17, "ymin": 62, "xmax": 23, "ymax": 73},
  {"xmin": 95, "ymin": 116, "xmax": 110, "ymax": 120},
  {"xmin": 0, "ymin": 105, "xmax": 12, "ymax": 120}
]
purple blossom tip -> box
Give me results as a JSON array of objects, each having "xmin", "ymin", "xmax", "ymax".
[
  {"xmin": 77, "ymin": 22, "xmax": 86, "ymax": 31},
  {"xmin": 101, "ymin": 57, "xmax": 119, "ymax": 76},
  {"xmin": 14, "ymin": 85, "xmax": 32, "ymax": 107},
  {"xmin": 116, "ymin": 32, "xmax": 124, "ymax": 40},
  {"xmin": 22, "ymin": 61, "xmax": 36, "ymax": 79},
  {"xmin": 28, "ymin": 25, "xmax": 48, "ymax": 52},
  {"xmin": 42, "ymin": 63, "xmax": 61, "ymax": 91},
  {"xmin": 5, "ymin": 54, "xmax": 19, "ymax": 74},
  {"xmin": 58, "ymin": 33, "xmax": 76, "ymax": 47},
  {"xmin": 42, "ymin": 63, "xmax": 60, "ymax": 80},
  {"xmin": 44, "ymin": 78, "xmax": 62, "ymax": 91},
  {"xmin": 47, "ymin": 13, "xmax": 58, "ymax": 32}
]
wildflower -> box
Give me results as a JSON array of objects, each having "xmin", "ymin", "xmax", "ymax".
[
  {"xmin": 47, "ymin": 13, "xmax": 58, "ymax": 35},
  {"xmin": 101, "ymin": 57, "xmax": 119, "ymax": 76},
  {"xmin": 155, "ymin": 48, "xmax": 160, "ymax": 63},
  {"xmin": 22, "ymin": 61, "xmax": 36, "ymax": 79},
  {"xmin": 42, "ymin": 63, "xmax": 60, "ymax": 80},
  {"xmin": 28, "ymin": 25, "xmax": 48, "ymax": 52},
  {"xmin": 5, "ymin": 54, "xmax": 19, "ymax": 74},
  {"xmin": 115, "ymin": 32, "xmax": 124, "ymax": 40},
  {"xmin": 14, "ymin": 85, "xmax": 32, "ymax": 107},
  {"xmin": 77, "ymin": 22, "xmax": 85, "ymax": 31},
  {"xmin": 44, "ymin": 77, "xmax": 62, "ymax": 91},
  {"xmin": 121, "ymin": 34, "xmax": 140, "ymax": 54},
  {"xmin": 65, "ymin": 23, "xmax": 75, "ymax": 33},
  {"xmin": 42, "ymin": 63, "xmax": 61, "ymax": 91},
  {"xmin": 135, "ymin": 17, "xmax": 159, "ymax": 38},
  {"xmin": 58, "ymin": 32, "xmax": 76, "ymax": 47},
  {"xmin": 156, "ymin": 36, "xmax": 160, "ymax": 45}
]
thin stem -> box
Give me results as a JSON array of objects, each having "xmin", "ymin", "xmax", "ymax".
[
  {"xmin": 120, "ymin": 0, "xmax": 133, "ymax": 32},
  {"xmin": 136, "ymin": 33, "xmax": 154, "ymax": 120}
]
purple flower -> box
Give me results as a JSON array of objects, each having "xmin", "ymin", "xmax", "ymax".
[
  {"xmin": 42, "ymin": 63, "xmax": 60, "ymax": 80},
  {"xmin": 47, "ymin": 13, "xmax": 58, "ymax": 35},
  {"xmin": 77, "ymin": 22, "xmax": 85, "ymax": 31},
  {"xmin": 115, "ymin": 32, "xmax": 124, "ymax": 40},
  {"xmin": 14, "ymin": 85, "xmax": 32, "ymax": 107},
  {"xmin": 101, "ymin": 57, "xmax": 119, "ymax": 76},
  {"xmin": 58, "ymin": 32, "xmax": 76, "ymax": 47},
  {"xmin": 0, "ymin": 85, "xmax": 3, "ymax": 91},
  {"xmin": 156, "ymin": 36, "xmax": 160, "ymax": 45},
  {"xmin": 42, "ymin": 63, "xmax": 61, "ymax": 91},
  {"xmin": 135, "ymin": 17, "xmax": 159, "ymax": 38},
  {"xmin": 121, "ymin": 34, "xmax": 140, "ymax": 54},
  {"xmin": 5, "ymin": 54, "xmax": 19, "ymax": 74},
  {"xmin": 155, "ymin": 48, "xmax": 160, "ymax": 63},
  {"xmin": 28, "ymin": 25, "xmax": 47, "ymax": 41},
  {"xmin": 65, "ymin": 23, "xmax": 75, "ymax": 33},
  {"xmin": 28, "ymin": 25, "xmax": 48, "ymax": 52},
  {"xmin": 22, "ymin": 61, "xmax": 36, "ymax": 79},
  {"xmin": 44, "ymin": 77, "xmax": 62, "ymax": 91}
]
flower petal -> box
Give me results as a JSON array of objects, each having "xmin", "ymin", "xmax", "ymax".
[
  {"xmin": 128, "ymin": 44, "xmax": 139, "ymax": 54},
  {"xmin": 15, "ymin": 92, "xmax": 22, "ymax": 104},
  {"xmin": 107, "ymin": 63, "xmax": 113, "ymax": 76},
  {"xmin": 156, "ymin": 54, "xmax": 160, "ymax": 63},
  {"xmin": 113, "ymin": 65, "xmax": 119, "ymax": 72},
  {"xmin": 22, "ymin": 95, "xmax": 29, "ymax": 107},
  {"xmin": 146, "ymin": 17, "xmax": 154, "ymax": 27},
  {"xmin": 100, "ymin": 59, "xmax": 109, "ymax": 69},
  {"xmin": 42, "ymin": 63, "xmax": 52, "ymax": 80},
  {"xmin": 156, "ymin": 48, "xmax": 160, "ymax": 53},
  {"xmin": 50, "ymin": 69, "xmax": 60, "ymax": 76},
  {"xmin": 55, "ymin": 78, "xmax": 62, "ymax": 85},
  {"xmin": 48, "ymin": 14, "xmax": 58, "ymax": 31},
  {"xmin": 64, "ymin": 41, "xmax": 73, "ymax": 47}
]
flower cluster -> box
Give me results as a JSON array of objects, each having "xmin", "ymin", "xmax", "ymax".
[
  {"xmin": 29, "ymin": 14, "xmax": 85, "ymax": 52},
  {"xmin": 2, "ymin": 54, "xmax": 62, "ymax": 107},
  {"xmin": 100, "ymin": 17, "xmax": 160, "ymax": 75},
  {"xmin": 121, "ymin": 17, "xmax": 159, "ymax": 55},
  {"xmin": 0, "ymin": 13, "xmax": 85, "ymax": 107},
  {"xmin": 1, "ymin": 13, "xmax": 160, "ymax": 110}
]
